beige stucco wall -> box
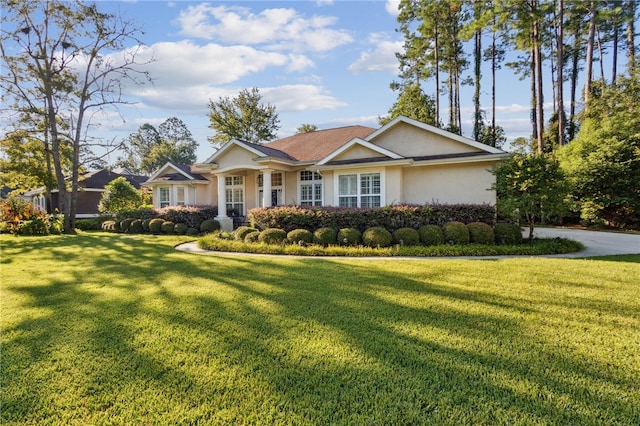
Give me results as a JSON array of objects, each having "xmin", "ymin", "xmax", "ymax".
[
  {"xmin": 331, "ymin": 145, "xmax": 385, "ymax": 162},
  {"xmin": 402, "ymin": 162, "xmax": 496, "ymax": 205},
  {"xmin": 371, "ymin": 122, "xmax": 482, "ymax": 157},
  {"xmin": 214, "ymin": 145, "xmax": 261, "ymax": 172}
]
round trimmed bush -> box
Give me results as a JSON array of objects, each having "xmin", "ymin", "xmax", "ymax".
[
  {"xmin": 467, "ymin": 222, "xmax": 494, "ymax": 245},
  {"xmin": 443, "ymin": 221, "xmax": 470, "ymax": 245},
  {"xmin": 392, "ymin": 227, "xmax": 420, "ymax": 246},
  {"xmin": 419, "ymin": 224, "xmax": 444, "ymax": 246},
  {"xmin": 362, "ymin": 227, "xmax": 393, "ymax": 248},
  {"xmin": 174, "ymin": 223, "xmax": 188, "ymax": 235},
  {"xmin": 186, "ymin": 227, "xmax": 199, "ymax": 236},
  {"xmin": 200, "ymin": 218, "xmax": 220, "ymax": 233},
  {"xmin": 259, "ymin": 228, "xmax": 287, "ymax": 244},
  {"xmin": 338, "ymin": 228, "xmax": 361, "ymax": 246},
  {"xmin": 161, "ymin": 221, "xmax": 175, "ymax": 234},
  {"xmin": 120, "ymin": 218, "xmax": 134, "ymax": 233},
  {"xmin": 235, "ymin": 226, "xmax": 258, "ymax": 241},
  {"xmin": 494, "ymin": 223, "xmax": 523, "ymax": 245},
  {"xmin": 149, "ymin": 218, "xmax": 164, "ymax": 234},
  {"xmin": 313, "ymin": 227, "xmax": 337, "ymax": 246},
  {"xmin": 287, "ymin": 229, "xmax": 313, "ymax": 245},
  {"xmin": 129, "ymin": 219, "xmax": 144, "ymax": 234},
  {"xmin": 142, "ymin": 218, "xmax": 152, "ymax": 232},
  {"xmin": 244, "ymin": 230, "xmax": 260, "ymax": 243}
]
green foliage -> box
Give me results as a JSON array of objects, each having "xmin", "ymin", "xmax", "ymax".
[
  {"xmin": 313, "ymin": 227, "xmax": 337, "ymax": 246},
  {"xmin": 287, "ymin": 229, "xmax": 313, "ymax": 244},
  {"xmin": 258, "ymin": 228, "xmax": 287, "ymax": 245},
  {"xmin": 207, "ymin": 87, "xmax": 280, "ymax": 146},
  {"xmin": 120, "ymin": 218, "xmax": 134, "ymax": 233},
  {"xmin": 558, "ymin": 76, "xmax": 640, "ymax": 228},
  {"xmin": 362, "ymin": 227, "xmax": 393, "ymax": 248},
  {"xmin": 492, "ymin": 153, "xmax": 569, "ymax": 239},
  {"xmin": 99, "ymin": 177, "xmax": 143, "ymax": 214},
  {"xmin": 443, "ymin": 222, "xmax": 470, "ymax": 245},
  {"xmin": 200, "ymin": 219, "xmax": 220, "ymax": 233},
  {"xmin": 418, "ymin": 224, "xmax": 444, "ymax": 246},
  {"xmin": 186, "ymin": 227, "xmax": 199, "ymax": 237},
  {"xmin": 466, "ymin": 222, "xmax": 495, "ymax": 245},
  {"xmin": 235, "ymin": 226, "xmax": 258, "ymax": 241},
  {"xmin": 392, "ymin": 227, "xmax": 420, "ymax": 246},
  {"xmin": 74, "ymin": 218, "xmax": 103, "ymax": 231},
  {"xmin": 494, "ymin": 223, "xmax": 523, "ymax": 245},
  {"xmin": 0, "ymin": 196, "xmax": 43, "ymax": 233},
  {"xmin": 248, "ymin": 204, "xmax": 496, "ymax": 233},
  {"xmin": 244, "ymin": 230, "xmax": 260, "ymax": 243},
  {"xmin": 129, "ymin": 219, "xmax": 143, "ymax": 234},
  {"xmin": 379, "ymin": 83, "xmax": 437, "ymax": 126},
  {"xmin": 161, "ymin": 221, "xmax": 175, "ymax": 234},
  {"xmin": 174, "ymin": 223, "xmax": 188, "ymax": 235},
  {"xmin": 17, "ymin": 218, "xmax": 49, "ymax": 236},
  {"xmin": 157, "ymin": 205, "xmax": 218, "ymax": 229},
  {"xmin": 148, "ymin": 218, "xmax": 164, "ymax": 234},
  {"xmin": 142, "ymin": 218, "xmax": 152, "ymax": 232},
  {"xmin": 337, "ymin": 228, "xmax": 362, "ymax": 246}
]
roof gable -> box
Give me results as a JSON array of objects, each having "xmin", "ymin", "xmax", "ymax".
[
  {"xmin": 317, "ymin": 138, "xmax": 403, "ymax": 165},
  {"xmin": 147, "ymin": 162, "xmax": 206, "ymax": 182}
]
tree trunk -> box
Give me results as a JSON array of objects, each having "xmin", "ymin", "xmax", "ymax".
[
  {"xmin": 491, "ymin": 23, "xmax": 497, "ymax": 147},
  {"xmin": 584, "ymin": 1, "xmax": 596, "ymax": 107},
  {"xmin": 569, "ymin": 23, "xmax": 581, "ymax": 141},
  {"xmin": 557, "ymin": 0, "xmax": 565, "ymax": 146},
  {"xmin": 612, "ymin": 12, "xmax": 619, "ymax": 85},
  {"xmin": 627, "ymin": 0, "xmax": 636, "ymax": 70},
  {"xmin": 473, "ymin": 25, "xmax": 482, "ymax": 141},
  {"xmin": 434, "ymin": 24, "xmax": 440, "ymax": 126},
  {"xmin": 533, "ymin": 6, "xmax": 545, "ymax": 154}
]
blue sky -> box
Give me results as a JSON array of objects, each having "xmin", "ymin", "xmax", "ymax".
[{"xmin": 15, "ymin": 1, "xmax": 592, "ymax": 162}]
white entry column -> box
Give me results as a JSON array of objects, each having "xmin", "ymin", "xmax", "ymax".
[
  {"xmin": 215, "ymin": 174, "xmax": 233, "ymax": 231},
  {"xmin": 262, "ymin": 170, "xmax": 272, "ymax": 208}
]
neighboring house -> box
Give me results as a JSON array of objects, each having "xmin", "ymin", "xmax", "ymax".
[
  {"xmin": 144, "ymin": 163, "xmax": 210, "ymax": 208},
  {"xmin": 22, "ymin": 169, "xmax": 148, "ymax": 218},
  {"xmin": 144, "ymin": 116, "xmax": 508, "ymax": 230}
]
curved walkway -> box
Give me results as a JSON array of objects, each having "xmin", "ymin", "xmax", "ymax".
[{"xmin": 175, "ymin": 228, "xmax": 640, "ymax": 259}]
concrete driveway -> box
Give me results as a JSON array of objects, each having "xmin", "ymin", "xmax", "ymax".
[{"xmin": 528, "ymin": 227, "xmax": 640, "ymax": 258}]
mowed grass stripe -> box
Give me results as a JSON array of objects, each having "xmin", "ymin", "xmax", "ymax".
[{"xmin": 1, "ymin": 233, "xmax": 638, "ymax": 425}]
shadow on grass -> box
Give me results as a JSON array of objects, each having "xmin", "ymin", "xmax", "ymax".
[{"xmin": 2, "ymin": 233, "xmax": 638, "ymax": 424}]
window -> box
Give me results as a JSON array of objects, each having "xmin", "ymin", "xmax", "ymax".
[
  {"xmin": 258, "ymin": 172, "xmax": 284, "ymax": 207},
  {"xmin": 225, "ymin": 176, "xmax": 244, "ymax": 215},
  {"xmin": 338, "ymin": 172, "xmax": 381, "ymax": 208},
  {"xmin": 176, "ymin": 187, "xmax": 186, "ymax": 206},
  {"xmin": 299, "ymin": 171, "xmax": 323, "ymax": 206},
  {"xmin": 159, "ymin": 187, "xmax": 170, "ymax": 208}
]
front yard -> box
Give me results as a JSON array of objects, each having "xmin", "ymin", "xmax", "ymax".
[{"xmin": 1, "ymin": 233, "xmax": 639, "ymax": 424}]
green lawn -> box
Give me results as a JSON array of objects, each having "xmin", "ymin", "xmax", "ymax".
[{"xmin": 1, "ymin": 233, "xmax": 639, "ymax": 425}]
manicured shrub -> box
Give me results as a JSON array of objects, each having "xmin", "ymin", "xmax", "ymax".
[
  {"xmin": 235, "ymin": 226, "xmax": 258, "ymax": 241},
  {"xmin": 419, "ymin": 224, "xmax": 444, "ymax": 246},
  {"xmin": 244, "ymin": 230, "xmax": 260, "ymax": 243},
  {"xmin": 149, "ymin": 218, "xmax": 164, "ymax": 234},
  {"xmin": 101, "ymin": 220, "xmax": 116, "ymax": 231},
  {"xmin": 287, "ymin": 229, "xmax": 313, "ymax": 245},
  {"xmin": 186, "ymin": 227, "xmax": 199, "ymax": 237},
  {"xmin": 200, "ymin": 219, "xmax": 220, "ymax": 233},
  {"xmin": 129, "ymin": 219, "xmax": 144, "ymax": 234},
  {"xmin": 443, "ymin": 221, "xmax": 470, "ymax": 245},
  {"xmin": 362, "ymin": 227, "xmax": 393, "ymax": 247},
  {"xmin": 174, "ymin": 223, "xmax": 188, "ymax": 235},
  {"xmin": 494, "ymin": 223, "xmax": 523, "ymax": 245},
  {"xmin": 112, "ymin": 220, "xmax": 122, "ymax": 232},
  {"xmin": 142, "ymin": 218, "xmax": 152, "ymax": 232},
  {"xmin": 467, "ymin": 222, "xmax": 495, "ymax": 245},
  {"xmin": 392, "ymin": 227, "xmax": 420, "ymax": 246},
  {"xmin": 258, "ymin": 228, "xmax": 287, "ymax": 244},
  {"xmin": 313, "ymin": 227, "xmax": 337, "ymax": 246},
  {"xmin": 337, "ymin": 227, "xmax": 361, "ymax": 246},
  {"xmin": 75, "ymin": 218, "xmax": 101, "ymax": 231},
  {"xmin": 18, "ymin": 218, "xmax": 49, "ymax": 236},
  {"xmin": 120, "ymin": 218, "xmax": 134, "ymax": 233},
  {"xmin": 161, "ymin": 221, "xmax": 175, "ymax": 234}
]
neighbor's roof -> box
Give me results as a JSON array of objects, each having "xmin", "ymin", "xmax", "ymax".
[{"xmin": 264, "ymin": 125, "xmax": 376, "ymax": 162}]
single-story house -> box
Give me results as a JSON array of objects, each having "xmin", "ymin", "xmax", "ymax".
[
  {"xmin": 23, "ymin": 168, "xmax": 148, "ymax": 218},
  {"xmin": 144, "ymin": 116, "xmax": 508, "ymax": 230}
]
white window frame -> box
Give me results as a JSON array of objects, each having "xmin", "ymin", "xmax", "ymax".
[
  {"xmin": 336, "ymin": 171, "xmax": 383, "ymax": 208},
  {"xmin": 176, "ymin": 186, "xmax": 186, "ymax": 206},
  {"xmin": 159, "ymin": 187, "xmax": 170, "ymax": 208},
  {"xmin": 225, "ymin": 176, "xmax": 245, "ymax": 215},
  {"xmin": 298, "ymin": 171, "xmax": 323, "ymax": 207}
]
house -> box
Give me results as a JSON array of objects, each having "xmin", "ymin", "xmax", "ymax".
[
  {"xmin": 144, "ymin": 116, "xmax": 508, "ymax": 230},
  {"xmin": 22, "ymin": 168, "xmax": 148, "ymax": 218}
]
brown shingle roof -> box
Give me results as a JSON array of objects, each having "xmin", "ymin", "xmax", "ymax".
[{"xmin": 264, "ymin": 125, "xmax": 376, "ymax": 162}]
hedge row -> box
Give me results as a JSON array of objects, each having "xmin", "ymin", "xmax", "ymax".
[
  {"xmin": 227, "ymin": 221, "xmax": 521, "ymax": 248},
  {"xmin": 247, "ymin": 204, "xmax": 496, "ymax": 233},
  {"xmin": 100, "ymin": 217, "xmax": 220, "ymax": 236}
]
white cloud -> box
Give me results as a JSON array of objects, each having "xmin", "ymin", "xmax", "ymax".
[
  {"xmin": 386, "ymin": 0, "xmax": 400, "ymax": 16},
  {"xmin": 348, "ymin": 33, "xmax": 401, "ymax": 74},
  {"xmin": 262, "ymin": 85, "xmax": 347, "ymax": 112},
  {"xmin": 175, "ymin": 4, "xmax": 352, "ymax": 52}
]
